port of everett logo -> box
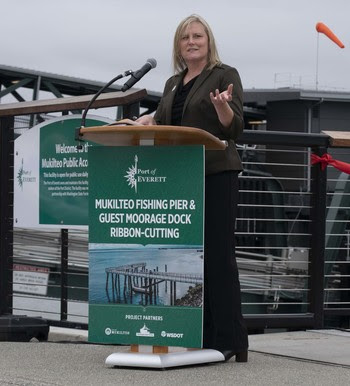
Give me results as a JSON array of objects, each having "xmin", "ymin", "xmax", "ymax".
[{"xmin": 124, "ymin": 155, "xmax": 166, "ymax": 193}]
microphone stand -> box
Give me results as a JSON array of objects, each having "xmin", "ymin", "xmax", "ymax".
[{"xmin": 75, "ymin": 70, "xmax": 132, "ymax": 144}]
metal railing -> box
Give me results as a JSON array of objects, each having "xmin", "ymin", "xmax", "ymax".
[
  {"xmin": 234, "ymin": 131, "xmax": 349, "ymax": 330},
  {"xmin": 12, "ymin": 227, "xmax": 88, "ymax": 327},
  {"xmin": 1, "ymin": 90, "xmax": 146, "ymax": 329}
]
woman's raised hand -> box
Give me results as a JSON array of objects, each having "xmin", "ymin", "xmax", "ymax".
[
  {"xmin": 209, "ymin": 83, "xmax": 234, "ymax": 128},
  {"xmin": 209, "ymin": 83, "xmax": 233, "ymax": 106}
]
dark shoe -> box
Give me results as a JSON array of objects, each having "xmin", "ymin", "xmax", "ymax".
[{"xmin": 220, "ymin": 350, "xmax": 248, "ymax": 362}]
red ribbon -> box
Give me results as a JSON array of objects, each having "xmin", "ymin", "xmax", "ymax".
[{"xmin": 311, "ymin": 153, "xmax": 350, "ymax": 174}]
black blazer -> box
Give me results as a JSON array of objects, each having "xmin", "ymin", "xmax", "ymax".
[{"xmin": 154, "ymin": 63, "xmax": 244, "ymax": 175}]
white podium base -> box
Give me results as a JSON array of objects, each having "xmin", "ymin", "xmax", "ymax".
[{"xmin": 105, "ymin": 348, "xmax": 225, "ymax": 369}]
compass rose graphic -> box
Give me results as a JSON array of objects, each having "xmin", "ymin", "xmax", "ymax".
[{"xmin": 124, "ymin": 155, "xmax": 138, "ymax": 192}]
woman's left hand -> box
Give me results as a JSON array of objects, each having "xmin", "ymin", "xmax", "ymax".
[
  {"xmin": 209, "ymin": 83, "xmax": 233, "ymax": 106},
  {"xmin": 209, "ymin": 84, "xmax": 234, "ymax": 128}
]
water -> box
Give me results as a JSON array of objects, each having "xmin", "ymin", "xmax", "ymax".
[{"xmin": 89, "ymin": 245, "xmax": 203, "ymax": 306}]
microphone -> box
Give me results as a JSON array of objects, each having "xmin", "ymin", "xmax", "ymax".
[{"xmin": 121, "ymin": 58, "xmax": 157, "ymax": 92}]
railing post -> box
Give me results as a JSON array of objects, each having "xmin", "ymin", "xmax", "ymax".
[
  {"xmin": 0, "ymin": 116, "xmax": 14, "ymax": 316},
  {"xmin": 308, "ymin": 145, "xmax": 328, "ymax": 328},
  {"xmin": 60, "ymin": 229, "xmax": 69, "ymax": 321}
]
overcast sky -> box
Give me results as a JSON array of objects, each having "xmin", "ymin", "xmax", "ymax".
[{"xmin": 1, "ymin": 0, "xmax": 350, "ymax": 94}]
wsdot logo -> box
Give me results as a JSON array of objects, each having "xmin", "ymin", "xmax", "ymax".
[
  {"xmin": 105, "ymin": 328, "xmax": 112, "ymax": 336},
  {"xmin": 161, "ymin": 331, "xmax": 184, "ymax": 339}
]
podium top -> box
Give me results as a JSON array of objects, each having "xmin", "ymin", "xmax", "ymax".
[{"xmin": 80, "ymin": 125, "xmax": 227, "ymax": 150}]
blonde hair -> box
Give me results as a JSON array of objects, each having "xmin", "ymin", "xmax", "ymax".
[{"xmin": 172, "ymin": 14, "xmax": 221, "ymax": 73}]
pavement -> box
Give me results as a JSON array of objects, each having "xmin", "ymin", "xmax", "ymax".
[{"xmin": 0, "ymin": 328, "xmax": 349, "ymax": 385}]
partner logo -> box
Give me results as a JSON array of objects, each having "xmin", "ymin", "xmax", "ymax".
[
  {"xmin": 124, "ymin": 155, "xmax": 167, "ymax": 193},
  {"xmin": 136, "ymin": 324, "xmax": 154, "ymax": 337},
  {"xmin": 105, "ymin": 327, "xmax": 129, "ymax": 336},
  {"xmin": 161, "ymin": 330, "xmax": 184, "ymax": 339},
  {"xmin": 17, "ymin": 158, "xmax": 36, "ymax": 190}
]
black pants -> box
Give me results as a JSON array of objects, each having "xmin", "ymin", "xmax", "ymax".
[{"xmin": 203, "ymin": 170, "xmax": 248, "ymax": 352}]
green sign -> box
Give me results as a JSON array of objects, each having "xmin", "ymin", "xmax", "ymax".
[
  {"xmin": 39, "ymin": 117, "xmax": 107, "ymax": 225},
  {"xmin": 88, "ymin": 145, "xmax": 204, "ymax": 348}
]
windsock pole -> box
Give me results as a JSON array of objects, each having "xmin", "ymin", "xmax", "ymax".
[{"xmin": 316, "ymin": 32, "xmax": 320, "ymax": 90}]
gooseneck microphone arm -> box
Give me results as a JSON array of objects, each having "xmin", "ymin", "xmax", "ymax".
[
  {"xmin": 75, "ymin": 59, "xmax": 157, "ymax": 143},
  {"xmin": 79, "ymin": 70, "xmax": 132, "ymax": 129}
]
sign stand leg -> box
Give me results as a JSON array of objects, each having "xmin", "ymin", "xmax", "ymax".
[{"xmin": 153, "ymin": 345, "xmax": 169, "ymax": 354}]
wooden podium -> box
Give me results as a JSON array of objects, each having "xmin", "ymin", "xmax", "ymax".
[{"xmin": 83, "ymin": 124, "xmax": 227, "ymax": 368}]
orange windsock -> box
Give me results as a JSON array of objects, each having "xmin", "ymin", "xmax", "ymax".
[{"xmin": 316, "ymin": 22, "xmax": 345, "ymax": 48}]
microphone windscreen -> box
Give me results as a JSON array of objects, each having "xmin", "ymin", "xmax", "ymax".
[{"xmin": 147, "ymin": 58, "xmax": 157, "ymax": 69}]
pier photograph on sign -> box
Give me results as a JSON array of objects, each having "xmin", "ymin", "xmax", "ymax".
[
  {"xmin": 89, "ymin": 245, "xmax": 203, "ymax": 307},
  {"xmin": 88, "ymin": 146, "xmax": 204, "ymax": 348}
]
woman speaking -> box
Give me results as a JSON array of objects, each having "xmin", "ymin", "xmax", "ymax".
[{"xmin": 136, "ymin": 14, "xmax": 248, "ymax": 362}]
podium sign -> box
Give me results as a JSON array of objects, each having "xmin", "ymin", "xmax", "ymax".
[{"xmin": 88, "ymin": 145, "xmax": 204, "ymax": 348}]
